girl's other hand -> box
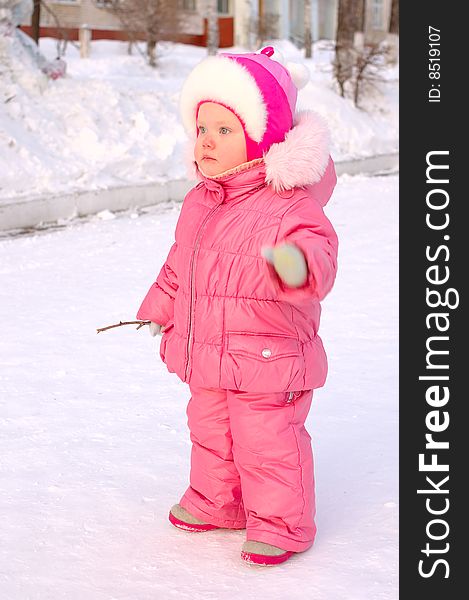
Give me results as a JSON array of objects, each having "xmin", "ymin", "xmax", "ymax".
[
  {"xmin": 261, "ymin": 243, "xmax": 308, "ymax": 288},
  {"xmin": 149, "ymin": 322, "xmax": 164, "ymax": 337}
]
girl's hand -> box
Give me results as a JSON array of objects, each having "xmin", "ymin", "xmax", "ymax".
[
  {"xmin": 261, "ymin": 243, "xmax": 308, "ymax": 288},
  {"xmin": 149, "ymin": 322, "xmax": 164, "ymax": 337}
]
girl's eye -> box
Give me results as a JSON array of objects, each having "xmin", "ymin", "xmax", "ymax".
[{"xmin": 197, "ymin": 126, "xmax": 230, "ymax": 134}]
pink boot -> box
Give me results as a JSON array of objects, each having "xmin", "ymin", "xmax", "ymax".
[
  {"xmin": 168, "ymin": 504, "xmax": 220, "ymax": 532},
  {"xmin": 241, "ymin": 541, "xmax": 295, "ymax": 566}
]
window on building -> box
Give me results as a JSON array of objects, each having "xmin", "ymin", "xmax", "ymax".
[
  {"xmin": 217, "ymin": 0, "xmax": 230, "ymax": 14},
  {"xmin": 181, "ymin": 0, "xmax": 196, "ymax": 10},
  {"xmin": 371, "ymin": 0, "xmax": 384, "ymax": 29},
  {"xmin": 179, "ymin": 1, "xmax": 230, "ymax": 15}
]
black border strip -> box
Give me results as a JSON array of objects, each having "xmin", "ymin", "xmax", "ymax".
[{"xmin": 400, "ymin": 3, "xmax": 463, "ymax": 596}]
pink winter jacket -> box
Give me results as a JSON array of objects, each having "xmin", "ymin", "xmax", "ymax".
[{"xmin": 137, "ymin": 110, "xmax": 338, "ymax": 393}]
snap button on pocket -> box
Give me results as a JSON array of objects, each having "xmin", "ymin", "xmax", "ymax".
[{"xmin": 221, "ymin": 333, "xmax": 303, "ymax": 392}]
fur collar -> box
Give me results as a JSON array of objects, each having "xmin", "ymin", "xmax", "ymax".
[
  {"xmin": 184, "ymin": 109, "xmax": 331, "ymax": 192},
  {"xmin": 264, "ymin": 110, "xmax": 331, "ymax": 192}
]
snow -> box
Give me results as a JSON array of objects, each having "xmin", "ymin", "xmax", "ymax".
[
  {"xmin": 0, "ymin": 173, "xmax": 398, "ymax": 598},
  {"xmin": 0, "ymin": 38, "xmax": 398, "ymax": 202}
]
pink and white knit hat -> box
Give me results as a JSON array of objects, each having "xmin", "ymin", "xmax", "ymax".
[{"xmin": 179, "ymin": 47, "xmax": 310, "ymax": 161}]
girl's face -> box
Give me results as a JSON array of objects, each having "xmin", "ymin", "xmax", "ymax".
[{"xmin": 194, "ymin": 102, "xmax": 247, "ymax": 176}]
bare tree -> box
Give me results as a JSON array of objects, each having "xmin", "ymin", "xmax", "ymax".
[
  {"xmin": 352, "ymin": 41, "xmax": 390, "ymax": 108},
  {"xmin": 334, "ymin": 0, "xmax": 355, "ymax": 97},
  {"xmin": 251, "ymin": 0, "xmax": 278, "ymax": 48},
  {"xmin": 31, "ymin": 0, "xmax": 40, "ymax": 43},
  {"xmin": 353, "ymin": 0, "xmax": 365, "ymax": 32},
  {"xmin": 39, "ymin": 0, "xmax": 78, "ymax": 56},
  {"xmin": 334, "ymin": 0, "xmax": 367, "ymax": 97},
  {"xmin": 205, "ymin": 0, "xmax": 218, "ymax": 56},
  {"xmin": 257, "ymin": 0, "xmax": 263, "ymax": 47},
  {"xmin": 389, "ymin": 0, "xmax": 399, "ymax": 34},
  {"xmin": 99, "ymin": 0, "xmax": 184, "ymax": 67},
  {"xmin": 304, "ymin": 0, "xmax": 312, "ymax": 59}
]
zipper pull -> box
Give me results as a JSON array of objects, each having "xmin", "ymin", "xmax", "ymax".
[{"xmin": 286, "ymin": 391, "xmax": 301, "ymax": 404}]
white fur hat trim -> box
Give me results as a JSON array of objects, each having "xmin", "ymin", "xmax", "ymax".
[{"xmin": 179, "ymin": 55, "xmax": 268, "ymax": 142}]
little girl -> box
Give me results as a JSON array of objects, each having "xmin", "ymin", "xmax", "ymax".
[{"xmin": 137, "ymin": 46, "xmax": 338, "ymax": 566}]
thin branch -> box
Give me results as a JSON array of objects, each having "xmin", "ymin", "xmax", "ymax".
[
  {"xmin": 39, "ymin": 0, "xmax": 80, "ymax": 55},
  {"xmin": 96, "ymin": 320, "xmax": 151, "ymax": 333}
]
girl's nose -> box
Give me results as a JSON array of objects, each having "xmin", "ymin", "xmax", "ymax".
[
  {"xmin": 202, "ymin": 135, "xmax": 215, "ymax": 148},
  {"xmin": 202, "ymin": 133, "xmax": 214, "ymax": 148}
]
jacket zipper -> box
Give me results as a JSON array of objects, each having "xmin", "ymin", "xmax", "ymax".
[
  {"xmin": 184, "ymin": 197, "xmax": 225, "ymax": 381},
  {"xmin": 250, "ymin": 182, "xmax": 267, "ymax": 195},
  {"xmin": 183, "ymin": 179, "xmax": 266, "ymax": 381},
  {"xmin": 286, "ymin": 391, "xmax": 301, "ymax": 404}
]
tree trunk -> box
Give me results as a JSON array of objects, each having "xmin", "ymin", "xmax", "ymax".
[
  {"xmin": 336, "ymin": 0, "xmax": 355, "ymax": 46},
  {"xmin": 206, "ymin": 0, "xmax": 219, "ymax": 56},
  {"xmin": 31, "ymin": 0, "xmax": 41, "ymax": 44},
  {"xmin": 304, "ymin": 0, "xmax": 312, "ymax": 58},
  {"xmin": 147, "ymin": 39, "xmax": 156, "ymax": 67},
  {"xmin": 354, "ymin": 0, "xmax": 365, "ymax": 32},
  {"xmin": 389, "ymin": 0, "xmax": 399, "ymax": 34},
  {"xmin": 335, "ymin": 0, "xmax": 355, "ymax": 95},
  {"xmin": 353, "ymin": 0, "xmax": 365, "ymax": 51},
  {"xmin": 257, "ymin": 0, "xmax": 264, "ymax": 47}
]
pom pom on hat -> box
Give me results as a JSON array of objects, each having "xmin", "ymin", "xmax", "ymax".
[
  {"xmin": 286, "ymin": 61, "xmax": 310, "ymax": 90},
  {"xmin": 260, "ymin": 47, "xmax": 310, "ymax": 90}
]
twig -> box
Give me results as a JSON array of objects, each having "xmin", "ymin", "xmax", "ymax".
[
  {"xmin": 96, "ymin": 320, "xmax": 151, "ymax": 333},
  {"xmin": 39, "ymin": 0, "xmax": 80, "ymax": 55}
]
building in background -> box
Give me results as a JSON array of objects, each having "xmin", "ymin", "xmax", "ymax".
[
  {"xmin": 19, "ymin": 0, "xmax": 394, "ymax": 48},
  {"xmin": 19, "ymin": 0, "xmax": 234, "ymax": 46},
  {"xmin": 280, "ymin": 0, "xmax": 393, "ymax": 48}
]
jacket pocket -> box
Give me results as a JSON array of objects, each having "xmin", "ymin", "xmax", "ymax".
[{"xmin": 220, "ymin": 332, "xmax": 305, "ymax": 393}]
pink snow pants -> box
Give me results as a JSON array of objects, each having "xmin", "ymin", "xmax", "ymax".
[{"xmin": 179, "ymin": 385, "xmax": 316, "ymax": 553}]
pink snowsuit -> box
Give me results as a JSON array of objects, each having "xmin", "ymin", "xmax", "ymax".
[{"xmin": 137, "ymin": 110, "xmax": 338, "ymax": 552}]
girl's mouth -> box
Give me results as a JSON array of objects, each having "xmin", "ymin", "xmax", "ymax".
[{"xmin": 202, "ymin": 156, "xmax": 216, "ymax": 161}]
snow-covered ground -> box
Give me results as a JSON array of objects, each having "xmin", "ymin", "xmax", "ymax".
[
  {"xmin": 1, "ymin": 38, "xmax": 398, "ymax": 202},
  {"xmin": 0, "ymin": 173, "xmax": 398, "ymax": 599}
]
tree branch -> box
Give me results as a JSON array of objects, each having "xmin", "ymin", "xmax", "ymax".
[{"xmin": 96, "ymin": 320, "xmax": 151, "ymax": 333}]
